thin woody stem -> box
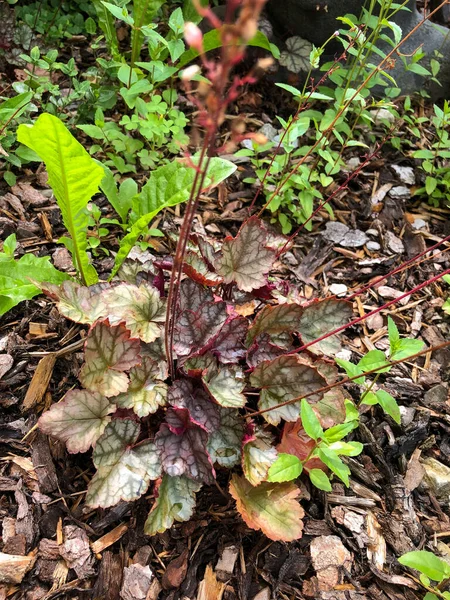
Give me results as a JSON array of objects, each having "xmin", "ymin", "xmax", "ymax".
[
  {"xmin": 256, "ymin": 0, "xmax": 449, "ymax": 218},
  {"xmin": 247, "ymin": 339, "xmax": 450, "ymax": 419},
  {"xmin": 165, "ymin": 143, "xmax": 212, "ymax": 377},
  {"xmin": 275, "ymin": 129, "xmax": 394, "ymax": 258},
  {"xmin": 304, "ymin": 233, "xmax": 450, "ymax": 307},
  {"xmin": 247, "ymin": 44, "xmax": 354, "ymax": 214},
  {"xmin": 293, "ymin": 267, "xmax": 450, "ymax": 357}
]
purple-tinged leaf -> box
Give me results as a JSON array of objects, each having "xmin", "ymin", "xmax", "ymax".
[
  {"xmin": 86, "ymin": 419, "xmax": 161, "ymax": 508},
  {"xmin": 165, "ymin": 406, "xmax": 191, "ymax": 434},
  {"xmin": 183, "ymin": 353, "xmax": 217, "ymax": 377},
  {"xmin": 297, "ymin": 298, "xmax": 353, "ymax": 356},
  {"xmin": 207, "ymin": 408, "xmax": 244, "ymax": 468},
  {"xmin": 209, "ymin": 316, "xmax": 248, "ymax": 363},
  {"xmin": 300, "ymin": 358, "xmax": 345, "ymax": 427},
  {"xmin": 314, "ymin": 359, "xmax": 339, "ymax": 383},
  {"xmin": 174, "ymin": 301, "xmax": 228, "ymax": 358},
  {"xmin": 144, "ymin": 475, "xmax": 202, "ymax": 536},
  {"xmin": 246, "ymin": 303, "xmax": 304, "ymax": 345},
  {"xmin": 216, "ymin": 217, "xmax": 276, "ymax": 292},
  {"xmin": 229, "ymin": 474, "xmax": 304, "ymax": 542},
  {"xmin": 202, "ymin": 365, "xmax": 247, "ymax": 408},
  {"xmin": 115, "ymin": 357, "xmax": 168, "ymax": 417},
  {"xmin": 250, "ymin": 355, "xmax": 326, "ymax": 425},
  {"xmin": 183, "ymin": 251, "xmax": 223, "ymax": 286},
  {"xmin": 315, "ymin": 387, "xmax": 346, "ymax": 429},
  {"xmin": 38, "ymin": 390, "xmax": 115, "ymax": 453},
  {"xmin": 179, "ymin": 278, "xmax": 213, "ymax": 313},
  {"xmin": 156, "ymin": 409, "xmax": 215, "ymax": 484},
  {"xmin": 141, "ymin": 337, "xmax": 167, "ymax": 378},
  {"xmin": 103, "ymin": 283, "xmax": 165, "ymax": 343},
  {"xmin": 169, "ymin": 379, "xmax": 220, "ymax": 433},
  {"xmin": 79, "ymin": 322, "xmax": 141, "ymax": 397},
  {"xmin": 191, "ymin": 234, "xmax": 221, "ymax": 270},
  {"xmin": 41, "ymin": 281, "xmax": 106, "ymax": 324},
  {"xmin": 242, "ymin": 425, "xmax": 278, "ymax": 486},
  {"xmin": 247, "ymin": 334, "xmax": 288, "ymax": 368}
]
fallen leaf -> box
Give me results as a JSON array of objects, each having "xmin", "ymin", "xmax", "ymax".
[{"xmin": 162, "ymin": 548, "xmax": 188, "ymax": 590}]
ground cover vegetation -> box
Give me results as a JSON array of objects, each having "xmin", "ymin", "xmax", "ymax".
[{"xmin": 0, "ymin": 0, "xmax": 450, "ymax": 597}]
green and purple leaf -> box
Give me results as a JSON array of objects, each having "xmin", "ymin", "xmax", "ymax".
[
  {"xmin": 202, "ymin": 365, "xmax": 247, "ymax": 408},
  {"xmin": 169, "ymin": 379, "xmax": 220, "ymax": 433},
  {"xmin": 216, "ymin": 217, "xmax": 276, "ymax": 292},
  {"xmin": 247, "ymin": 334, "xmax": 289, "ymax": 368},
  {"xmin": 174, "ymin": 300, "xmax": 228, "ymax": 357},
  {"xmin": 79, "ymin": 322, "xmax": 141, "ymax": 397},
  {"xmin": 115, "ymin": 357, "xmax": 168, "ymax": 417},
  {"xmin": 208, "ymin": 316, "xmax": 249, "ymax": 363},
  {"xmin": 297, "ymin": 299, "xmax": 353, "ymax": 356},
  {"xmin": 144, "ymin": 475, "xmax": 202, "ymax": 536},
  {"xmin": 155, "ymin": 408, "xmax": 215, "ymax": 484},
  {"xmin": 207, "ymin": 408, "xmax": 244, "ymax": 468},
  {"xmin": 86, "ymin": 419, "xmax": 161, "ymax": 508},
  {"xmin": 38, "ymin": 390, "xmax": 115, "ymax": 453},
  {"xmin": 41, "ymin": 281, "xmax": 106, "ymax": 324},
  {"xmin": 250, "ymin": 355, "xmax": 326, "ymax": 425},
  {"xmin": 242, "ymin": 425, "xmax": 278, "ymax": 486},
  {"xmin": 183, "ymin": 251, "xmax": 223, "ymax": 286},
  {"xmin": 246, "ymin": 303, "xmax": 304, "ymax": 345},
  {"xmin": 103, "ymin": 283, "xmax": 166, "ymax": 343}
]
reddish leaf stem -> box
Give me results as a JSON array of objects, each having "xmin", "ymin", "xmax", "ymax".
[
  {"xmin": 247, "ymin": 339, "xmax": 450, "ymax": 419},
  {"xmin": 293, "ymin": 267, "xmax": 450, "ymax": 357},
  {"xmin": 274, "ymin": 129, "xmax": 394, "ymax": 258},
  {"xmin": 255, "ymin": 1, "xmax": 448, "ymax": 218}
]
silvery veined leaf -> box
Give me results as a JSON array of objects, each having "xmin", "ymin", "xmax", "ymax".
[
  {"xmin": 144, "ymin": 474, "xmax": 201, "ymax": 536},
  {"xmin": 79, "ymin": 322, "xmax": 141, "ymax": 397},
  {"xmin": 115, "ymin": 357, "xmax": 168, "ymax": 417},
  {"xmin": 207, "ymin": 408, "xmax": 244, "ymax": 468},
  {"xmin": 202, "ymin": 365, "xmax": 247, "ymax": 409},
  {"xmin": 216, "ymin": 217, "xmax": 276, "ymax": 292},
  {"xmin": 38, "ymin": 390, "xmax": 115, "ymax": 453},
  {"xmin": 168, "ymin": 379, "xmax": 220, "ymax": 433},
  {"xmin": 103, "ymin": 282, "xmax": 165, "ymax": 343},
  {"xmin": 242, "ymin": 425, "xmax": 278, "ymax": 486},
  {"xmin": 174, "ymin": 300, "xmax": 228, "ymax": 358},
  {"xmin": 86, "ymin": 419, "xmax": 161, "ymax": 508},
  {"xmin": 279, "ymin": 36, "xmax": 313, "ymax": 73},
  {"xmin": 155, "ymin": 408, "xmax": 215, "ymax": 484},
  {"xmin": 250, "ymin": 355, "xmax": 326, "ymax": 425}
]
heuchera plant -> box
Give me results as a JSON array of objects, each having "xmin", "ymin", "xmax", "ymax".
[
  {"xmin": 35, "ymin": 0, "xmax": 443, "ymax": 542},
  {"xmin": 39, "ymin": 216, "xmax": 354, "ymax": 541}
]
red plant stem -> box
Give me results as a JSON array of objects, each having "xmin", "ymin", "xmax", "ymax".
[
  {"xmin": 275, "ymin": 129, "xmax": 394, "ymax": 259},
  {"xmin": 165, "ymin": 0, "xmax": 268, "ymax": 376},
  {"xmin": 299, "ymin": 234, "xmax": 450, "ymax": 308},
  {"xmin": 165, "ymin": 143, "xmax": 213, "ymax": 377},
  {"xmin": 247, "ymin": 339, "xmax": 450, "ymax": 419},
  {"xmin": 292, "ymin": 267, "xmax": 450, "ymax": 356},
  {"xmin": 344, "ymin": 238, "xmax": 450, "ymax": 302},
  {"xmin": 255, "ymin": 1, "xmax": 447, "ymax": 218},
  {"xmin": 247, "ymin": 45, "xmax": 352, "ymax": 214}
]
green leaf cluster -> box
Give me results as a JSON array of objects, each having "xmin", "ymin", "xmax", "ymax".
[{"xmin": 0, "ymin": 235, "xmax": 69, "ymax": 316}]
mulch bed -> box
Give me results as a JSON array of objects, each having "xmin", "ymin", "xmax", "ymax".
[{"xmin": 1, "ymin": 5, "xmax": 450, "ymax": 598}]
